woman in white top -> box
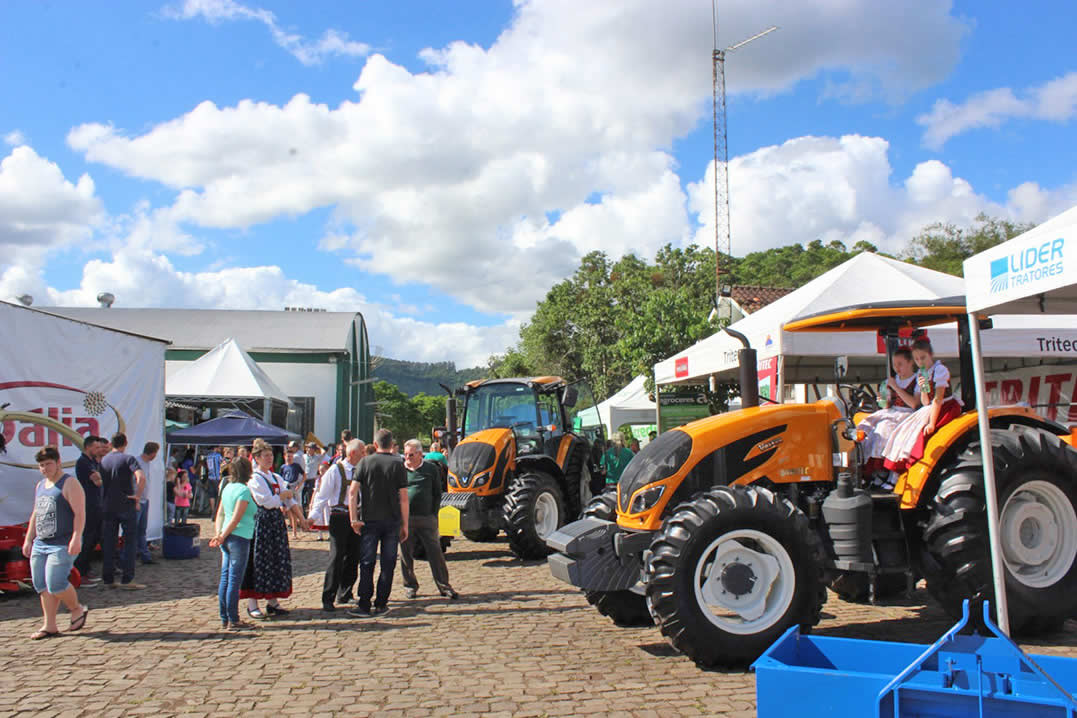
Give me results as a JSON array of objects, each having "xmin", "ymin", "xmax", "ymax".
[
  {"xmin": 857, "ymin": 348, "xmax": 921, "ymax": 476},
  {"xmin": 240, "ymin": 438, "xmax": 308, "ymax": 620}
]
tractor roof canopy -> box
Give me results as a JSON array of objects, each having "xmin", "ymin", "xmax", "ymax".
[
  {"xmin": 464, "ymin": 376, "xmax": 566, "ymax": 392},
  {"xmin": 782, "ymin": 296, "xmax": 983, "ymax": 334}
]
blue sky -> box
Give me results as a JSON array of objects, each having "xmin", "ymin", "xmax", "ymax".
[{"xmin": 1, "ymin": 1, "xmax": 1075, "ymax": 365}]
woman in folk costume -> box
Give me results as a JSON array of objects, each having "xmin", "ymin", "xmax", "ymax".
[
  {"xmin": 880, "ymin": 338, "xmax": 964, "ymax": 487},
  {"xmin": 241, "ymin": 438, "xmax": 309, "ymax": 620},
  {"xmin": 858, "ymin": 347, "xmax": 921, "ymax": 482}
]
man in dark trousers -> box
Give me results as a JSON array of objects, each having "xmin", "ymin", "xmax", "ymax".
[
  {"xmin": 399, "ymin": 439, "xmax": 458, "ymax": 600},
  {"xmin": 99, "ymin": 432, "xmax": 147, "ymax": 589},
  {"xmin": 348, "ymin": 428, "xmax": 408, "ymax": 618},
  {"xmin": 73, "ymin": 436, "xmax": 107, "ymax": 585},
  {"xmin": 310, "ymin": 438, "xmax": 364, "ymax": 611}
]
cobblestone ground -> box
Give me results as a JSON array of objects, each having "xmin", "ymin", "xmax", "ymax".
[{"xmin": 3, "ymin": 518, "xmax": 1077, "ymax": 717}]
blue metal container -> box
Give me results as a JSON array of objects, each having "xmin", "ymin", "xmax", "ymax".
[{"xmin": 752, "ymin": 602, "xmax": 1077, "ymax": 717}]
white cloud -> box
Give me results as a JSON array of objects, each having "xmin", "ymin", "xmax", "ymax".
[
  {"xmin": 3, "ymin": 130, "xmax": 26, "ymax": 147},
  {"xmin": 3, "ymin": 247, "xmax": 515, "ymax": 367},
  {"xmin": 163, "ymin": 0, "xmax": 369, "ymax": 66},
  {"xmin": 69, "ymin": 0, "xmax": 968, "ymax": 315},
  {"xmin": 686, "ymin": 134, "xmax": 1077, "ymax": 258},
  {"xmin": 917, "ymin": 71, "xmax": 1077, "ymax": 149},
  {"xmin": 0, "ymin": 146, "xmax": 103, "ymax": 261}
]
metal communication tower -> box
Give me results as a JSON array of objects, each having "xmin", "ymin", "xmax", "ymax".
[{"xmin": 711, "ymin": 4, "xmax": 776, "ymax": 302}]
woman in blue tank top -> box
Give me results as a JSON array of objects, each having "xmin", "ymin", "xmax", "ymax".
[{"xmin": 22, "ymin": 445, "xmax": 89, "ymax": 639}]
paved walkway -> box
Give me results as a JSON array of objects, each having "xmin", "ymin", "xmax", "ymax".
[{"xmin": 3, "ymin": 518, "xmax": 1077, "ymax": 717}]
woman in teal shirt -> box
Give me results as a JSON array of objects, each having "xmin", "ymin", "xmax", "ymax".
[{"xmin": 210, "ymin": 456, "xmax": 257, "ymax": 630}]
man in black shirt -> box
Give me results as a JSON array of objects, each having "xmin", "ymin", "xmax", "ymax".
[
  {"xmin": 348, "ymin": 429, "xmax": 408, "ymax": 617},
  {"xmin": 73, "ymin": 436, "xmax": 108, "ymax": 584},
  {"xmin": 99, "ymin": 432, "xmax": 147, "ymax": 589}
]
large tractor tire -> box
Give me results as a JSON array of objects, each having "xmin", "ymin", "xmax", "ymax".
[
  {"xmin": 582, "ymin": 491, "xmax": 653, "ymax": 627},
  {"xmin": 645, "ymin": 485, "xmax": 826, "ymax": 667},
  {"xmin": 563, "ymin": 445, "xmax": 593, "ymax": 519},
  {"xmin": 922, "ymin": 425, "xmax": 1077, "ymax": 635},
  {"xmin": 503, "ymin": 471, "xmax": 565, "ymax": 559},
  {"xmin": 462, "ymin": 526, "xmax": 500, "ymax": 542}
]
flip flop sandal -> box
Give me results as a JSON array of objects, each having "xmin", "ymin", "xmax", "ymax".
[
  {"xmin": 246, "ymin": 607, "xmax": 266, "ymax": 620},
  {"xmin": 68, "ymin": 606, "xmax": 89, "ymax": 632},
  {"xmin": 30, "ymin": 629, "xmax": 61, "ymax": 640}
]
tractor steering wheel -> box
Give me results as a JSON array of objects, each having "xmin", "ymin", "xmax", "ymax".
[{"xmin": 838, "ymin": 383, "xmax": 878, "ymax": 416}]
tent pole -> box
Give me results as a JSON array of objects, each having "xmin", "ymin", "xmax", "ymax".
[{"xmin": 968, "ymin": 313, "xmax": 1009, "ymax": 635}]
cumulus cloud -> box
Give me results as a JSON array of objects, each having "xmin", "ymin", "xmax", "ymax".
[
  {"xmin": 0, "ymin": 146, "xmax": 103, "ymax": 260},
  {"xmin": 17, "ymin": 248, "xmax": 515, "ymax": 367},
  {"xmin": 69, "ymin": 0, "xmax": 968, "ymax": 315},
  {"xmin": 163, "ymin": 0, "xmax": 369, "ymax": 66},
  {"xmin": 686, "ymin": 134, "xmax": 1077, "ymax": 257},
  {"xmin": 3, "ymin": 130, "xmax": 26, "ymax": 146},
  {"xmin": 917, "ymin": 71, "xmax": 1077, "ymax": 149}
]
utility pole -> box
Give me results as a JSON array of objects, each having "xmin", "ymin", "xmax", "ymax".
[{"xmin": 712, "ymin": 3, "xmax": 777, "ymax": 305}]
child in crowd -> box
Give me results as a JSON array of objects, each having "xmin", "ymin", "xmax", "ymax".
[
  {"xmin": 279, "ymin": 444, "xmax": 306, "ymax": 540},
  {"xmin": 165, "ymin": 467, "xmax": 177, "ymax": 526},
  {"xmin": 174, "ymin": 470, "xmax": 193, "ymax": 524},
  {"xmin": 880, "ymin": 339, "xmax": 963, "ymax": 487},
  {"xmin": 310, "ymin": 461, "xmax": 331, "ymax": 541}
]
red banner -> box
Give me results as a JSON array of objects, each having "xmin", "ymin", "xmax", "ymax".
[{"xmin": 675, "ymin": 357, "xmax": 689, "ymax": 378}]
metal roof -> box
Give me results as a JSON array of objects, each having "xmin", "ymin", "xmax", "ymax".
[{"xmin": 43, "ymin": 307, "xmax": 362, "ymax": 353}]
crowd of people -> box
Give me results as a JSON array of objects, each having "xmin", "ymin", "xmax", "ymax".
[{"xmin": 21, "ymin": 425, "xmax": 460, "ymax": 638}]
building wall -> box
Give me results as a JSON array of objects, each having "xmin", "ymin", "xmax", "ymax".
[{"xmin": 165, "ymin": 359, "xmax": 339, "ymax": 443}]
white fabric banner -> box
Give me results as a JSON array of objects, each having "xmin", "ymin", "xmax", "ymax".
[
  {"xmin": 0, "ymin": 304, "xmax": 167, "ymax": 537},
  {"xmin": 978, "ymin": 364, "xmax": 1077, "ymax": 426}
]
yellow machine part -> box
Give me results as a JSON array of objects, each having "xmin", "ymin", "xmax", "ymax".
[
  {"xmin": 438, "ymin": 505, "xmax": 462, "ymax": 538},
  {"xmin": 618, "ymin": 400, "xmax": 843, "ymax": 532},
  {"xmin": 445, "ymin": 427, "xmax": 517, "ymax": 497},
  {"xmin": 894, "ymin": 406, "xmax": 1048, "ymax": 509}
]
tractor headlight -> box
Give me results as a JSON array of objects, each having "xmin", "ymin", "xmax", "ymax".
[
  {"xmin": 629, "ymin": 485, "xmax": 666, "ymax": 514},
  {"xmin": 447, "ymin": 472, "xmax": 458, "ymax": 488},
  {"xmin": 472, "ymin": 472, "xmax": 490, "ymax": 487}
]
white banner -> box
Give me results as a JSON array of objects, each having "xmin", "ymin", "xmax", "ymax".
[
  {"xmin": 980, "ymin": 364, "xmax": 1077, "ymax": 426},
  {"xmin": 0, "ymin": 304, "xmax": 167, "ymax": 537}
]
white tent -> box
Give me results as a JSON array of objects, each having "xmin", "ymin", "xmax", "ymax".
[
  {"xmin": 655, "ymin": 252, "xmax": 1077, "ymax": 391},
  {"xmin": 167, "ymin": 338, "xmax": 292, "ymax": 416},
  {"xmin": 595, "ymin": 375, "xmax": 656, "ymax": 434},
  {"xmin": 963, "ymin": 204, "xmax": 1077, "ymax": 635}
]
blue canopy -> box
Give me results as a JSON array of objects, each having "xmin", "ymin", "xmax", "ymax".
[{"xmin": 165, "ymin": 411, "xmax": 299, "ymax": 446}]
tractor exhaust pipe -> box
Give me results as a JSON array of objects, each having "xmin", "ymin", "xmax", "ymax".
[
  {"xmin": 440, "ymin": 384, "xmax": 459, "ymax": 451},
  {"xmin": 724, "ymin": 327, "xmax": 759, "ymax": 409}
]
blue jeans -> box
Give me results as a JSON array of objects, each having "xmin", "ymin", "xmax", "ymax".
[
  {"xmin": 218, "ymin": 534, "xmax": 251, "ymax": 624},
  {"xmin": 137, "ymin": 499, "xmax": 152, "ymax": 561},
  {"xmin": 31, "ymin": 542, "xmax": 75, "ymax": 594},
  {"xmin": 357, "ymin": 520, "xmax": 400, "ymax": 611},
  {"xmin": 101, "ymin": 508, "xmax": 138, "ymax": 585}
]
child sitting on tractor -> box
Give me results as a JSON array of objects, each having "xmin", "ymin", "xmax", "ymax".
[
  {"xmin": 858, "ymin": 347, "xmax": 921, "ymax": 483},
  {"xmin": 877, "ymin": 338, "xmax": 964, "ymax": 488}
]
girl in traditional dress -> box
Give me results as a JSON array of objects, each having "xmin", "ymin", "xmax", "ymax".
[
  {"xmin": 880, "ymin": 339, "xmax": 964, "ymax": 486},
  {"xmin": 241, "ymin": 439, "xmax": 309, "ymax": 620},
  {"xmin": 857, "ymin": 348, "xmax": 921, "ymax": 482}
]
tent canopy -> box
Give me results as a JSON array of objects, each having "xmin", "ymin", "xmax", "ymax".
[
  {"xmin": 656, "ymin": 253, "xmax": 1077, "ymax": 387},
  {"xmin": 166, "ymin": 337, "xmax": 291, "ymax": 403},
  {"xmin": 166, "ymin": 411, "xmax": 299, "ymax": 445},
  {"xmin": 596, "ymin": 375, "xmax": 656, "ymax": 433},
  {"xmin": 965, "ymin": 204, "xmax": 1077, "ymax": 315}
]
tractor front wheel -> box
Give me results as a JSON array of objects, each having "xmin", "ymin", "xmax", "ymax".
[
  {"xmin": 645, "ymin": 485, "xmax": 825, "ymax": 667},
  {"xmin": 503, "ymin": 472, "xmax": 565, "ymax": 559},
  {"xmin": 922, "ymin": 425, "xmax": 1077, "ymax": 634},
  {"xmin": 581, "ymin": 491, "xmax": 653, "ymax": 627}
]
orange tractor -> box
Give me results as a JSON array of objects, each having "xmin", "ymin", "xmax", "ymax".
[{"xmin": 548, "ymin": 298, "xmax": 1077, "ymax": 666}]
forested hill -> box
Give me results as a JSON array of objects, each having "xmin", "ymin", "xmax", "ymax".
[{"xmin": 373, "ymin": 358, "xmax": 486, "ymax": 397}]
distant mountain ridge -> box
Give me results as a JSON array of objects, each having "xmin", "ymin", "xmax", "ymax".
[{"xmin": 374, "ymin": 358, "xmax": 486, "ymax": 397}]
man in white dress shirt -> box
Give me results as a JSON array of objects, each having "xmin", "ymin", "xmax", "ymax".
[{"xmin": 309, "ymin": 438, "xmax": 365, "ymax": 611}]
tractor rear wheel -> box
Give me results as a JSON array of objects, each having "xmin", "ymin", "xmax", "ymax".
[
  {"xmin": 503, "ymin": 472, "xmax": 565, "ymax": 559},
  {"xmin": 645, "ymin": 485, "xmax": 825, "ymax": 667},
  {"xmin": 582, "ymin": 491, "xmax": 653, "ymax": 627},
  {"xmin": 922, "ymin": 425, "xmax": 1077, "ymax": 635}
]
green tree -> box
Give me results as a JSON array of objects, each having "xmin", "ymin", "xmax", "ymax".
[
  {"xmin": 372, "ymin": 381, "xmax": 423, "ymax": 444},
  {"xmin": 904, "ymin": 213, "xmax": 1034, "ymax": 276}
]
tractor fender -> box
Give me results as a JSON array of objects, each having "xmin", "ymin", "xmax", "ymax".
[
  {"xmin": 516, "ymin": 454, "xmax": 565, "ymax": 485},
  {"xmin": 897, "ymin": 406, "xmax": 1072, "ymax": 509}
]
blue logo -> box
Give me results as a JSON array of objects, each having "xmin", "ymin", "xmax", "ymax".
[
  {"xmin": 989, "ymin": 238, "xmax": 1065, "ymax": 294},
  {"xmin": 989, "ymin": 257, "xmax": 1009, "ymax": 293}
]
